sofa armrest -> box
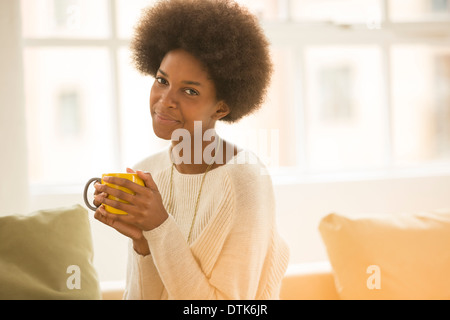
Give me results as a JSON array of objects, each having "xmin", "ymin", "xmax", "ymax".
[
  {"xmin": 280, "ymin": 261, "xmax": 339, "ymax": 300},
  {"xmin": 100, "ymin": 281, "xmax": 125, "ymax": 300}
]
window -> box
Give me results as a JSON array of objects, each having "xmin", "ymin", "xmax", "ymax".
[
  {"xmin": 21, "ymin": 0, "xmax": 450, "ymax": 189},
  {"xmin": 391, "ymin": 45, "xmax": 450, "ymax": 165},
  {"xmin": 303, "ymin": 46, "xmax": 386, "ymax": 172},
  {"xmin": 57, "ymin": 88, "xmax": 82, "ymax": 138},
  {"xmin": 389, "ymin": 0, "xmax": 450, "ymax": 21},
  {"xmin": 22, "ymin": 0, "xmax": 164, "ymax": 187}
]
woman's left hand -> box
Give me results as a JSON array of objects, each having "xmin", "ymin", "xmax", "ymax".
[{"xmin": 94, "ymin": 168, "xmax": 168, "ymax": 232}]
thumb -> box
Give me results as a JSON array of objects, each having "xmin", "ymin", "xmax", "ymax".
[
  {"xmin": 126, "ymin": 167, "xmax": 136, "ymax": 173},
  {"xmin": 137, "ymin": 170, "xmax": 159, "ymax": 192}
]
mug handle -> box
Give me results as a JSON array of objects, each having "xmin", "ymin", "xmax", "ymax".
[{"xmin": 83, "ymin": 177, "xmax": 102, "ymax": 211}]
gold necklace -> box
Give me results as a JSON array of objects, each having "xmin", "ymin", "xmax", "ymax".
[{"xmin": 168, "ymin": 137, "xmax": 221, "ymax": 243}]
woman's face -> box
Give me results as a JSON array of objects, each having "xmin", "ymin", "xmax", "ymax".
[{"xmin": 149, "ymin": 49, "xmax": 229, "ymax": 140}]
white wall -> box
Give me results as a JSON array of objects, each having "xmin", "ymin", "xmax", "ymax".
[
  {"xmin": 273, "ymin": 173, "xmax": 450, "ymax": 265},
  {"xmin": 0, "ymin": 0, "xmax": 29, "ymax": 216}
]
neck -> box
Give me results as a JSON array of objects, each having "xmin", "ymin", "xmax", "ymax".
[{"xmin": 171, "ymin": 133, "xmax": 222, "ymax": 174}]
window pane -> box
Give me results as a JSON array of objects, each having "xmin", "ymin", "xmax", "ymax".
[
  {"xmin": 115, "ymin": 0, "xmax": 157, "ymax": 39},
  {"xmin": 116, "ymin": 0, "xmax": 288, "ymax": 38},
  {"xmin": 391, "ymin": 45, "xmax": 450, "ymax": 165},
  {"xmin": 21, "ymin": 0, "xmax": 109, "ymax": 38},
  {"xmin": 235, "ymin": 0, "xmax": 289, "ymax": 22},
  {"xmin": 217, "ymin": 48, "xmax": 297, "ymax": 170},
  {"xmin": 24, "ymin": 48, "xmax": 116, "ymax": 185},
  {"xmin": 117, "ymin": 48, "xmax": 169, "ymax": 167},
  {"xmin": 304, "ymin": 46, "xmax": 387, "ymax": 172},
  {"xmin": 291, "ymin": 0, "xmax": 382, "ymax": 24},
  {"xmin": 389, "ymin": 0, "xmax": 450, "ymax": 21}
]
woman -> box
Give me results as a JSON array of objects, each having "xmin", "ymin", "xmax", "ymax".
[{"xmin": 93, "ymin": 0, "xmax": 289, "ymax": 299}]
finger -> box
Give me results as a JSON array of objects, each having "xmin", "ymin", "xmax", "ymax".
[
  {"xmin": 101, "ymin": 197, "xmax": 135, "ymax": 216},
  {"xmin": 97, "ymin": 183, "xmax": 135, "ymax": 204},
  {"xmin": 93, "ymin": 195, "xmax": 99, "ymax": 207},
  {"xmin": 126, "ymin": 167, "xmax": 136, "ymax": 173},
  {"xmin": 102, "ymin": 175, "xmax": 148, "ymax": 197},
  {"xmin": 93, "ymin": 192, "xmax": 107, "ymax": 207},
  {"xmin": 94, "ymin": 182, "xmax": 107, "ymax": 205},
  {"xmin": 94, "ymin": 206, "xmax": 123, "ymax": 228},
  {"xmin": 93, "ymin": 183, "xmax": 103, "ymax": 207},
  {"xmin": 94, "ymin": 206, "xmax": 144, "ymax": 240},
  {"xmin": 137, "ymin": 170, "xmax": 159, "ymax": 192},
  {"xmin": 94, "ymin": 208, "xmax": 102, "ymax": 220},
  {"xmin": 93, "ymin": 182, "xmax": 105, "ymax": 196},
  {"xmin": 102, "ymin": 176, "xmax": 143, "ymax": 192},
  {"xmin": 99, "ymin": 205, "xmax": 140, "ymax": 231},
  {"xmin": 96, "ymin": 204, "xmax": 125, "ymax": 223},
  {"xmin": 94, "ymin": 205, "xmax": 109, "ymax": 222}
]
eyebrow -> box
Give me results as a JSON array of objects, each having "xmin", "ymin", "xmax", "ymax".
[{"xmin": 158, "ymin": 69, "xmax": 202, "ymax": 87}]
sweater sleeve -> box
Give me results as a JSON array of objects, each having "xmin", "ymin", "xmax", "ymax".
[{"xmin": 141, "ymin": 162, "xmax": 289, "ymax": 300}]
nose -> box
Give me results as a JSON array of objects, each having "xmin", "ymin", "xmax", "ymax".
[{"xmin": 160, "ymin": 88, "xmax": 177, "ymax": 109}]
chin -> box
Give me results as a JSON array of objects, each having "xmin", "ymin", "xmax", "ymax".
[{"xmin": 152, "ymin": 120, "xmax": 175, "ymax": 141}]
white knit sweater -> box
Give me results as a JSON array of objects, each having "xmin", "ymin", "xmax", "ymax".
[{"xmin": 123, "ymin": 147, "xmax": 290, "ymax": 300}]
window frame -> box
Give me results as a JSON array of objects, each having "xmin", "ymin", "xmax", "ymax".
[{"xmin": 21, "ymin": 0, "xmax": 450, "ymax": 196}]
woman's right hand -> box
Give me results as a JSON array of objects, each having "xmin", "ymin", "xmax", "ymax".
[{"xmin": 93, "ymin": 190, "xmax": 150, "ymax": 256}]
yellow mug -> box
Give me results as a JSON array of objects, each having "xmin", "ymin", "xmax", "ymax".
[{"xmin": 83, "ymin": 173, "xmax": 145, "ymax": 215}]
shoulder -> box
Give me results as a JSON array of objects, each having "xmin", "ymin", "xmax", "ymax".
[
  {"xmin": 223, "ymin": 149, "xmax": 273, "ymax": 189},
  {"xmin": 132, "ymin": 146, "xmax": 171, "ymax": 174},
  {"xmin": 222, "ymin": 149, "xmax": 275, "ymax": 214}
]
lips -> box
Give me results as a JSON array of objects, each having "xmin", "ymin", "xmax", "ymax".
[{"xmin": 154, "ymin": 112, "xmax": 180, "ymax": 124}]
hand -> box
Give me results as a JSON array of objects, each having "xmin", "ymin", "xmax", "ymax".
[
  {"xmin": 93, "ymin": 168, "xmax": 137, "ymax": 207},
  {"xmin": 94, "ymin": 205, "xmax": 145, "ymax": 242},
  {"xmin": 94, "ymin": 206, "xmax": 150, "ymax": 256},
  {"xmin": 92, "ymin": 182, "xmax": 102, "ymax": 208},
  {"xmin": 93, "ymin": 168, "xmax": 169, "ymax": 232}
]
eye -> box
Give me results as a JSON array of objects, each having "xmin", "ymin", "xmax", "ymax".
[
  {"xmin": 184, "ymin": 88, "xmax": 199, "ymax": 96},
  {"xmin": 156, "ymin": 76, "xmax": 168, "ymax": 85}
]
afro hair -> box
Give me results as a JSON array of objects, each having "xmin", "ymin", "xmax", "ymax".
[{"xmin": 130, "ymin": 0, "xmax": 273, "ymax": 123}]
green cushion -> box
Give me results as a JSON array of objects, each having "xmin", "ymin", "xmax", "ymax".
[{"xmin": 0, "ymin": 204, "xmax": 101, "ymax": 299}]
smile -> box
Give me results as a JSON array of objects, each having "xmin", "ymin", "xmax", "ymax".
[{"xmin": 155, "ymin": 112, "xmax": 180, "ymax": 124}]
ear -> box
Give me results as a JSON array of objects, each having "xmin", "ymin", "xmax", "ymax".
[{"xmin": 212, "ymin": 101, "xmax": 230, "ymax": 121}]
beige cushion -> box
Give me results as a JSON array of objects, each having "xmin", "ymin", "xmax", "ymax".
[
  {"xmin": 280, "ymin": 262, "xmax": 339, "ymax": 300},
  {"xmin": 0, "ymin": 205, "xmax": 101, "ymax": 299},
  {"xmin": 319, "ymin": 209, "xmax": 450, "ymax": 300}
]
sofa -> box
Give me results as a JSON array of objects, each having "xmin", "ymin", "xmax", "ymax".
[
  {"xmin": 284, "ymin": 208, "xmax": 450, "ymax": 300},
  {"xmin": 99, "ymin": 261, "xmax": 339, "ymax": 300},
  {"xmin": 102, "ymin": 207, "xmax": 450, "ymax": 300},
  {"xmin": 100, "ymin": 262, "xmax": 340, "ymax": 299},
  {"xmin": 1, "ymin": 204, "xmax": 449, "ymax": 300}
]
